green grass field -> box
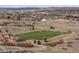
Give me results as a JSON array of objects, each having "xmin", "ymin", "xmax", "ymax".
[{"xmin": 16, "ymin": 31, "xmax": 69, "ymax": 40}]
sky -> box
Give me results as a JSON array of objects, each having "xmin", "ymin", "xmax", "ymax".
[
  {"xmin": 0, "ymin": 0, "xmax": 79, "ymax": 7},
  {"xmin": 0, "ymin": 5, "xmax": 79, "ymax": 8},
  {"xmin": 0, "ymin": 5, "xmax": 54, "ymax": 8}
]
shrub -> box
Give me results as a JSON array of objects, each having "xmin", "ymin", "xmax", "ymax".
[
  {"xmin": 16, "ymin": 42, "xmax": 34, "ymax": 47},
  {"xmin": 68, "ymin": 30, "xmax": 72, "ymax": 33},
  {"xmin": 44, "ymin": 40, "xmax": 64, "ymax": 46},
  {"xmin": 5, "ymin": 29, "xmax": 8, "ymax": 32},
  {"xmin": 75, "ymin": 38, "xmax": 79, "ymax": 40},
  {"xmin": 2, "ymin": 42, "xmax": 15, "ymax": 46},
  {"xmin": 50, "ymin": 26, "xmax": 55, "ymax": 29},
  {"xmin": 0, "ymin": 29, "xmax": 2, "ymax": 33}
]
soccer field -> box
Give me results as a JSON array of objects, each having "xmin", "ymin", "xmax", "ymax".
[{"xmin": 16, "ymin": 31, "xmax": 69, "ymax": 40}]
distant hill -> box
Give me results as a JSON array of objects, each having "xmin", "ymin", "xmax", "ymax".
[
  {"xmin": 0, "ymin": 7, "xmax": 41, "ymax": 11},
  {"xmin": 0, "ymin": 7, "xmax": 79, "ymax": 11},
  {"xmin": 46, "ymin": 7, "xmax": 79, "ymax": 10}
]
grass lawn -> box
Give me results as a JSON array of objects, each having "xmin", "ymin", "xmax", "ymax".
[{"xmin": 15, "ymin": 31, "xmax": 69, "ymax": 40}]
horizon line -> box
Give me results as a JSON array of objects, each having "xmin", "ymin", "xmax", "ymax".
[{"xmin": 0, "ymin": 5, "xmax": 79, "ymax": 8}]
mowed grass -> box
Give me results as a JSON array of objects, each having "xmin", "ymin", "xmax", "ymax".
[{"xmin": 16, "ymin": 31, "xmax": 69, "ymax": 40}]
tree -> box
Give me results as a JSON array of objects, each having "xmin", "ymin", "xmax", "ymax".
[
  {"xmin": 34, "ymin": 40, "xmax": 36, "ymax": 44},
  {"xmin": 37, "ymin": 41, "xmax": 41, "ymax": 45},
  {"xmin": 7, "ymin": 16, "xmax": 11, "ymax": 22},
  {"xmin": 44, "ymin": 37, "xmax": 48, "ymax": 42}
]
